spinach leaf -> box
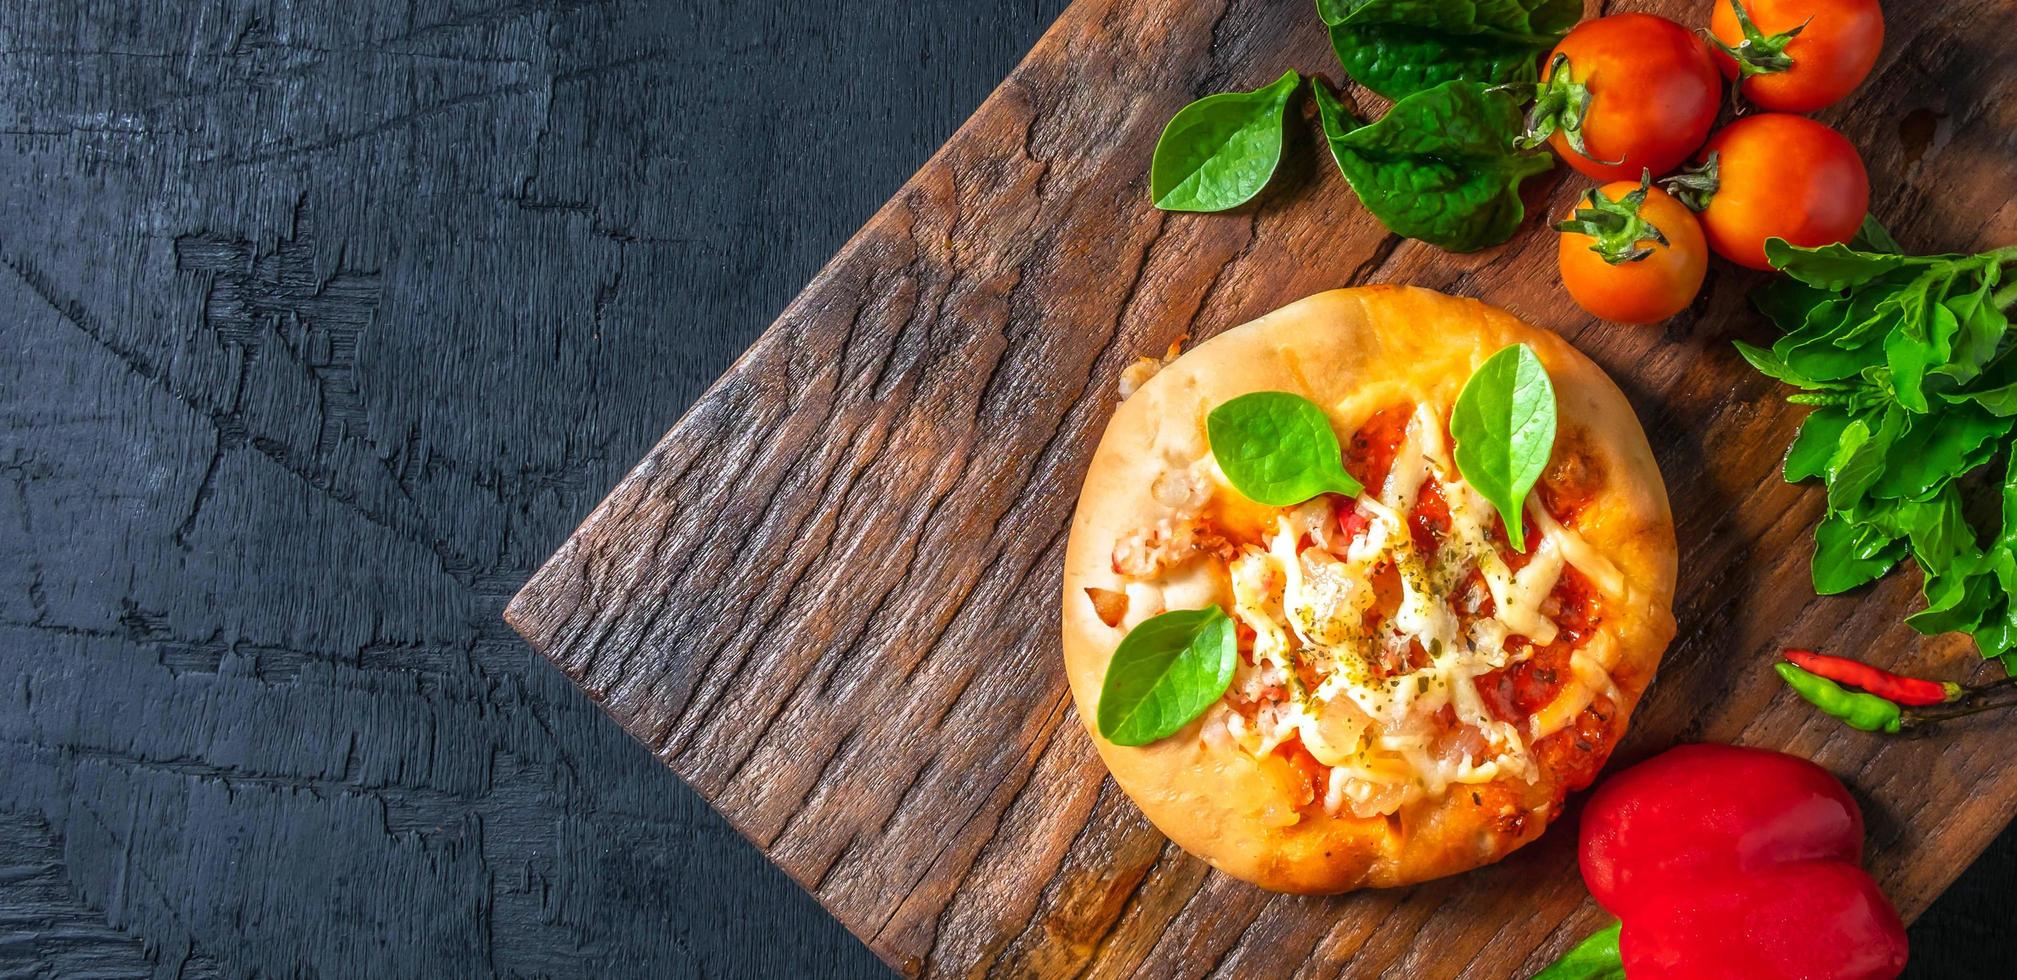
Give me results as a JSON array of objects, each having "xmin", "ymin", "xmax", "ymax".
[
  {"xmin": 1095, "ymin": 607, "xmax": 1238, "ymax": 746},
  {"xmin": 1208, "ymin": 391, "xmax": 1365, "ymax": 505},
  {"xmin": 1149, "ymin": 70, "xmax": 1301, "ymax": 213},
  {"xmin": 1318, "ymin": 0, "xmax": 1577, "ymax": 101},
  {"xmin": 1451, "ymin": 343, "xmax": 1557, "ymax": 552},
  {"xmin": 1316, "ymin": 79, "xmax": 1553, "ymax": 252}
]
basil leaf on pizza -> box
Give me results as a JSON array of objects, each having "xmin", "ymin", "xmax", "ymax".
[
  {"xmin": 1149, "ymin": 70, "xmax": 1301, "ymax": 213},
  {"xmin": 1452, "ymin": 343, "xmax": 1557, "ymax": 552},
  {"xmin": 1207, "ymin": 391, "xmax": 1365, "ymax": 506},
  {"xmin": 1096, "ymin": 606, "xmax": 1237, "ymax": 746}
]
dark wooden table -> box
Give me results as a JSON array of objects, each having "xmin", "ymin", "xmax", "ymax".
[{"xmin": 0, "ymin": 0, "xmax": 2007, "ymax": 976}]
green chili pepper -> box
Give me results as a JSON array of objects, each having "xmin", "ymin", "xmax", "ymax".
[{"xmin": 1775, "ymin": 662, "xmax": 1903, "ymax": 733}]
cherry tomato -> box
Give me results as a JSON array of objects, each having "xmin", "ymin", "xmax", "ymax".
[
  {"xmin": 1557, "ymin": 178, "xmax": 1707, "ymax": 324},
  {"xmin": 1693, "ymin": 114, "xmax": 1869, "ymax": 270},
  {"xmin": 1709, "ymin": 0, "xmax": 1885, "ymax": 113},
  {"xmin": 1534, "ymin": 15, "xmax": 1722, "ymax": 182}
]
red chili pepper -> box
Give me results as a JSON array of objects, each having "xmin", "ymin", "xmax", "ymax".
[{"xmin": 1782, "ymin": 648, "xmax": 1959, "ymax": 707}]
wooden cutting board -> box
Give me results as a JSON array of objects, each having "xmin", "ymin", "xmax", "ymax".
[{"xmin": 504, "ymin": 0, "xmax": 2017, "ymax": 973}]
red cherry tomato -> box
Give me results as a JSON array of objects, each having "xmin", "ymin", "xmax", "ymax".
[
  {"xmin": 1557, "ymin": 180, "xmax": 1707, "ymax": 324},
  {"xmin": 1536, "ymin": 15, "xmax": 1722, "ymax": 182},
  {"xmin": 1691, "ymin": 114, "xmax": 1869, "ymax": 270},
  {"xmin": 1710, "ymin": 0, "xmax": 1885, "ymax": 112}
]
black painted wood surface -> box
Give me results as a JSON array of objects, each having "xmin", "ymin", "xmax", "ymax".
[{"xmin": 0, "ymin": 0, "xmax": 2008, "ymax": 976}]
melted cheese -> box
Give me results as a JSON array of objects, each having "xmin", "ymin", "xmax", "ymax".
[{"xmin": 1202, "ymin": 402, "xmax": 1624, "ymax": 815}]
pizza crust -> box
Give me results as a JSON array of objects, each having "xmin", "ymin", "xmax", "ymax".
[{"xmin": 1061, "ymin": 285, "xmax": 1677, "ymax": 893}]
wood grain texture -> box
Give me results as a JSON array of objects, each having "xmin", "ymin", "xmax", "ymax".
[
  {"xmin": 507, "ymin": 0, "xmax": 2017, "ymax": 975},
  {"xmin": 0, "ymin": 0, "xmax": 1092, "ymax": 975}
]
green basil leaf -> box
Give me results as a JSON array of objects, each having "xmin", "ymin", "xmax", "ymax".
[
  {"xmin": 1207, "ymin": 391, "xmax": 1365, "ymax": 506},
  {"xmin": 1095, "ymin": 607, "xmax": 1238, "ymax": 746},
  {"xmin": 1317, "ymin": 79, "xmax": 1553, "ymax": 252},
  {"xmin": 1530, "ymin": 921, "xmax": 1625, "ymax": 980},
  {"xmin": 1813, "ymin": 513, "xmax": 1906, "ymax": 594},
  {"xmin": 1452, "ymin": 343, "xmax": 1557, "ymax": 552},
  {"xmin": 1149, "ymin": 70, "xmax": 1301, "ymax": 213},
  {"xmin": 1320, "ymin": 0, "xmax": 1576, "ymax": 100},
  {"xmin": 1784, "ymin": 406, "xmax": 1853, "ymax": 482}
]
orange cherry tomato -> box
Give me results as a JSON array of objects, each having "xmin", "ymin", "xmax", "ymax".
[
  {"xmin": 1693, "ymin": 114, "xmax": 1869, "ymax": 270},
  {"xmin": 1709, "ymin": 0, "xmax": 1885, "ymax": 113},
  {"xmin": 1538, "ymin": 15, "xmax": 1722, "ymax": 183},
  {"xmin": 1558, "ymin": 180, "xmax": 1707, "ymax": 325}
]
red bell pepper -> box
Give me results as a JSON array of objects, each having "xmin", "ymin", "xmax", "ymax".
[{"xmin": 1539, "ymin": 744, "xmax": 1908, "ymax": 979}]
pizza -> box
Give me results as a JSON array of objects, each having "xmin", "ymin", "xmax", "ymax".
[{"xmin": 1061, "ymin": 286, "xmax": 1677, "ymax": 894}]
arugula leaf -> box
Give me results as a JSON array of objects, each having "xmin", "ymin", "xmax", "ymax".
[
  {"xmin": 1207, "ymin": 391, "xmax": 1365, "ymax": 506},
  {"xmin": 1752, "ymin": 276, "xmax": 1836, "ymax": 334},
  {"xmin": 1907, "ymin": 552, "xmax": 1999, "ymax": 634},
  {"xmin": 1764, "ymin": 237, "xmax": 1943, "ymax": 292},
  {"xmin": 1317, "ymin": 79, "xmax": 1553, "ymax": 252},
  {"xmin": 1813, "ymin": 513, "xmax": 1907, "ymax": 594},
  {"xmin": 1745, "ymin": 236, "xmax": 2017, "ymax": 660},
  {"xmin": 1934, "ymin": 275, "xmax": 2005, "ymax": 385},
  {"xmin": 1774, "ymin": 327, "xmax": 1884, "ymax": 384},
  {"xmin": 1318, "ymin": 0, "xmax": 1577, "ymax": 100},
  {"xmin": 1149, "ymin": 70, "xmax": 1302, "ymax": 212},
  {"xmin": 1452, "ymin": 343, "xmax": 1557, "ymax": 551},
  {"xmin": 1870, "ymin": 405, "xmax": 2011, "ymax": 500},
  {"xmin": 1096, "ymin": 607, "xmax": 1238, "ymax": 746},
  {"xmin": 1907, "ymin": 486, "xmax": 1974, "ymax": 572},
  {"xmin": 1784, "ymin": 407, "xmax": 1853, "ymax": 481},
  {"xmin": 1823, "ymin": 410, "xmax": 1897, "ymax": 512},
  {"xmin": 1851, "ymin": 215, "xmax": 1903, "ymax": 253}
]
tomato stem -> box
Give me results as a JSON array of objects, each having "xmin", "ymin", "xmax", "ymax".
[
  {"xmin": 1555, "ymin": 170, "xmax": 1669, "ymax": 264},
  {"xmin": 1709, "ymin": 0, "xmax": 1809, "ymax": 79},
  {"xmin": 1659, "ymin": 153, "xmax": 1719, "ymax": 213},
  {"xmin": 1517, "ymin": 54, "xmax": 1620, "ymax": 165}
]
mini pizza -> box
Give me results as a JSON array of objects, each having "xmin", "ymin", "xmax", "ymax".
[{"xmin": 1061, "ymin": 286, "xmax": 1676, "ymax": 894}]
